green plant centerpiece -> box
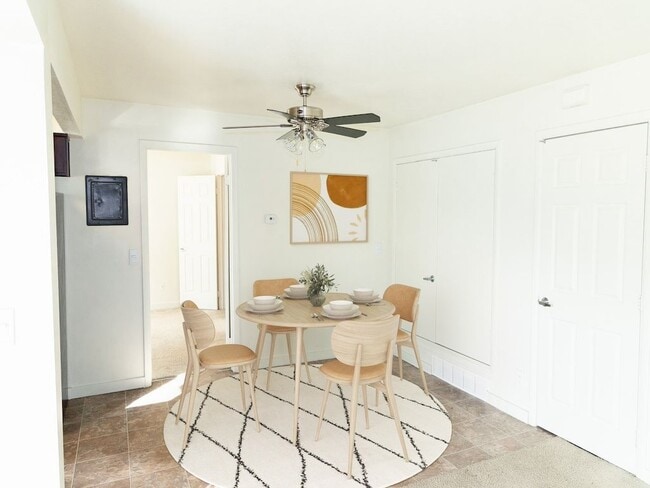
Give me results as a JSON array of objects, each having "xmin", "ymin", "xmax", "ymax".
[{"xmin": 299, "ymin": 263, "xmax": 336, "ymax": 307}]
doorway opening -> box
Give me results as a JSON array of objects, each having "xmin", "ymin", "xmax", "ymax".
[{"xmin": 141, "ymin": 143, "xmax": 234, "ymax": 381}]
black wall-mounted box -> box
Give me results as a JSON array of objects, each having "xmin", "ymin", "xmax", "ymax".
[{"xmin": 53, "ymin": 132, "xmax": 70, "ymax": 177}]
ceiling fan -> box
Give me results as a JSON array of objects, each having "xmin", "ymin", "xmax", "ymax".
[{"xmin": 222, "ymin": 83, "xmax": 380, "ymax": 152}]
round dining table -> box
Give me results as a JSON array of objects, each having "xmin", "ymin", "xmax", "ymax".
[{"xmin": 236, "ymin": 291, "xmax": 395, "ymax": 444}]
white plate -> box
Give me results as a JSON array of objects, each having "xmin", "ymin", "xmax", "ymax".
[
  {"xmin": 322, "ymin": 303, "xmax": 360, "ymax": 317},
  {"xmin": 321, "ymin": 309, "xmax": 362, "ymax": 320},
  {"xmin": 245, "ymin": 303, "xmax": 284, "ymax": 314},
  {"xmin": 348, "ymin": 294, "xmax": 381, "ymax": 304},
  {"xmin": 246, "ymin": 299, "xmax": 283, "ymax": 312}
]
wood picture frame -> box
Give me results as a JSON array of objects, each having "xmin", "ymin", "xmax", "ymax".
[
  {"xmin": 85, "ymin": 175, "xmax": 129, "ymax": 226},
  {"xmin": 290, "ymin": 172, "xmax": 368, "ymax": 244}
]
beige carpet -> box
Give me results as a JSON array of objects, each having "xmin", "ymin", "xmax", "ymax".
[
  {"xmin": 151, "ymin": 307, "xmax": 226, "ymax": 379},
  {"xmin": 406, "ymin": 436, "xmax": 649, "ymax": 488}
]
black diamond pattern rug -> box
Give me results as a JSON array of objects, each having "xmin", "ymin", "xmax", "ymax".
[{"xmin": 164, "ymin": 365, "xmax": 452, "ymax": 487}]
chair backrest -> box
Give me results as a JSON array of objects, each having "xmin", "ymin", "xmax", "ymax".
[
  {"xmin": 181, "ymin": 304, "xmax": 215, "ymax": 349},
  {"xmin": 331, "ymin": 315, "xmax": 400, "ymax": 368},
  {"xmin": 181, "ymin": 299, "xmax": 198, "ymax": 309},
  {"xmin": 383, "ymin": 284, "xmax": 420, "ymax": 325},
  {"xmin": 253, "ymin": 278, "xmax": 298, "ymax": 296}
]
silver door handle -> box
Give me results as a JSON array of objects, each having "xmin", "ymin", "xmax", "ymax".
[
  {"xmin": 537, "ymin": 297, "xmax": 551, "ymax": 307},
  {"xmin": 422, "ymin": 275, "xmax": 435, "ymax": 282}
]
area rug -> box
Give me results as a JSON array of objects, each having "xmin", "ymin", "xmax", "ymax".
[{"xmin": 164, "ymin": 365, "xmax": 452, "ymax": 487}]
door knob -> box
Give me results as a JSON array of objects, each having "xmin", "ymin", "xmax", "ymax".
[
  {"xmin": 422, "ymin": 275, "xmax": 435, "ymax": 282},
  {"xmin": 537, "ymin": 297, "xmax": 552, "ymax": 307}
]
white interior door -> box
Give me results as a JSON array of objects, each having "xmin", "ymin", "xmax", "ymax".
[
  {"xmin": 178, "ymin": 175, "xmax": 218, "ymax": 309},
  {"xmin": 434, "ymin": 150, "xmax": 495, "ymax": 365},
  {"xmin": 536, "ymin": 123, "xmax": 647, "ymax": 472},
  {"xmin": 395, "ymin": 159, "xmax": 438, "ymax": 341},
  {"xmin": 394, "ymin": 150, "xmax": 495, "ymax": 364}
]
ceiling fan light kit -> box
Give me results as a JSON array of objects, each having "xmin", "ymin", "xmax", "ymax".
[{"xmin": 222, "ymin": 83, "xmax": 380, "ymax": 153}]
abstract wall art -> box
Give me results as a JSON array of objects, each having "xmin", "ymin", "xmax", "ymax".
[{"xmin": 290, "ymin": 172, "xmax": 367, "ymax": 244}]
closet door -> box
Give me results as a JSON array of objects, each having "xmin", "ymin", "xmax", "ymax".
[
  {"xmin": 394, "ymin": 159, "xmax": 438, "ymax": 342},
  {"xmin": 394, "ymin": 149, "xmax": 495, "ymax": 365},
  {"xmin": 434, "ymin": 150, "xmax": 495, "ymax": 364}
]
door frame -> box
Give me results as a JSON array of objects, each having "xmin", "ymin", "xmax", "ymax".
[
  {"xmin": 532, "ymin": 113, "xmax": 650, "ymax": 481},
  {"xmin": 139, "ymin": 140, "xmax": 239, "ymax": 384}
]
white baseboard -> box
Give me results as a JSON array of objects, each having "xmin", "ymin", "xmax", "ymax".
[
  {"xmin": 64, "ymin": 376, "xmax": 150, "ymax": 400},
  {"xmin": 431, "ymin": 354, "xmax": 489, "ymax": 400},
  {"xmin": 428, "ymin": 353, "xmax": 531, "ymax": 424}
]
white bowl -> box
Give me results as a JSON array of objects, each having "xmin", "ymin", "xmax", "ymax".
[
  {"xmin": 329, "ymin": 299, "xmax": 353, "ymax": 311},
  {"xmin": 323, "ymin": 303, "xmax": 359, "ymax": 316},
  {"xmin": 353, "ymin": 288, "xmax": 374, "ymax": 299},
  {"xmin": 253, "ymin": 295, "xmax": 276, "ymax": 305},
  {"xmin": 288, "ymin": 284, "xmax": 307, "ymax": 297}
]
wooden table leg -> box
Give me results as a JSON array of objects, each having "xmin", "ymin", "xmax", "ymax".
[
  {"xmin": 292, "ymin": 326, "xmax": 304, "ymax": 444},
  {"xmin": 253, "ymin": 323, "xmax": 267, "ymax": 385}
]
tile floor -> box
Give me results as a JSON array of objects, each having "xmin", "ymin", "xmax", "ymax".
[{"xmin": 63, "ymin": 362, "xmax": 554, "ymax": 487}]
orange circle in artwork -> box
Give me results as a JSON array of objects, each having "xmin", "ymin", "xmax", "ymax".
[{"xmin": 326, "ymin": 175, "xmax": 367, "ymax": 209}]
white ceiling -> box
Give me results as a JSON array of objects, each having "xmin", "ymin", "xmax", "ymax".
[{"xmin": 57, "ymin": 0, "xmax": 650, "ymax": 128}]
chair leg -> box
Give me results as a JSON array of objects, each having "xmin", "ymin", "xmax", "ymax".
[
  {"xmin": 315, "ymin": 380, "xmax": 332, "ymax": 440},
  {"xmin": 362, "ymin": 385, "xmax": 369, "ymax": 429},
  {"xmin": 411, "ymin": 341, "xmax": 430, "ymax": 395},
  {"xmin": 238, "ymin": 367, "xmax": 246, "ymax": 409},
  {"xmin": 266, "ymin": 333, "xmax": 277, "ymax": 390},
  {"xmin": 397, "ymin": 344, "xmax": 404, "ymax": 380},
  {"xmin": 285, "ymin": 333, "xmax": 293, "ymax": 364},
  {"xmin": 182, "ymin": 363, "xmax": 201, "ymax": 449},
  {"xmin": 347, "ymin": 380, "xmax": 360, "ymax": 478},
  {"xmin": 246, "ymin": 364, "xmax": 261, "ymax": 432},
  {"xmin": 176, "ymin": 361, "xmax": 193, "ymax": 424},
  {"xmin": 385, "ymin": 377, "xmax": 409, "ymax": 463}
]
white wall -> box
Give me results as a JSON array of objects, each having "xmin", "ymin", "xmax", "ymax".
[
  {"xmin": 389, "ymin": 53, "xmax": 650, "ymax": 479},
  {"xmin": 1, "ymin": 1, "xmax": 64, "ymax": 485},
  {"xmin": 27, "ymin": 0, "xmax": 82, "ymax": 133},
  {"xmin": 56, "ymin": 99, "xmax": 392, "ymax": 398}
]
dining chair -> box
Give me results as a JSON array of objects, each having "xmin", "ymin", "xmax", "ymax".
[
  {"xmin": 253, "ymin": 278, "xmax": 312, "ymax": 389},
  {"xmin": 315, "ymin": 314, "xmax": 409, "ymax": 478},
  {"xmin": 383, "ymin": 283, "xmax": 430, "ymax": 395},
  {"xmin": 176, "ymin": 301, "xmax": 260, "ymax": 449}
]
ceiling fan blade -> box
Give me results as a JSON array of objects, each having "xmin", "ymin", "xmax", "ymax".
[
  {"xmin": 321, "ymin": 125, "xmax": 367, "ymax": 138},
  {"xmin": 322, "ymin": 113, "xmax": 380, "ymax": 126},
  {"xmin": 267, "ymin": 108, "xmax": 291, "ymax": 119},
  {"xmin": 222, "ymin": 124, "xmax": 293, "ymax": 129}
]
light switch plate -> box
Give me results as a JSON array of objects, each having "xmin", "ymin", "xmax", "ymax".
[{"xmin": 0, "ymin": 308, "xmax": 15, "ymax": 345}]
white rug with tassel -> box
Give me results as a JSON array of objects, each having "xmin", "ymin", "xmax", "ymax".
[{"xmin": 164, "ymin": 365, "xmax": 452, "ymax": 487}]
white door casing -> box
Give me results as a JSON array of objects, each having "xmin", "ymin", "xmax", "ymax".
[
  {"xmin": 178, "ymin": 175, "xmax": 218, "ymax": 309},
  {"xmin": 394, "ymin": 149, "xmax": 495, "ymax": 365},
  {"xmin": 536, "ymin": 123, "xmax": 647, "ymax": 472}
]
